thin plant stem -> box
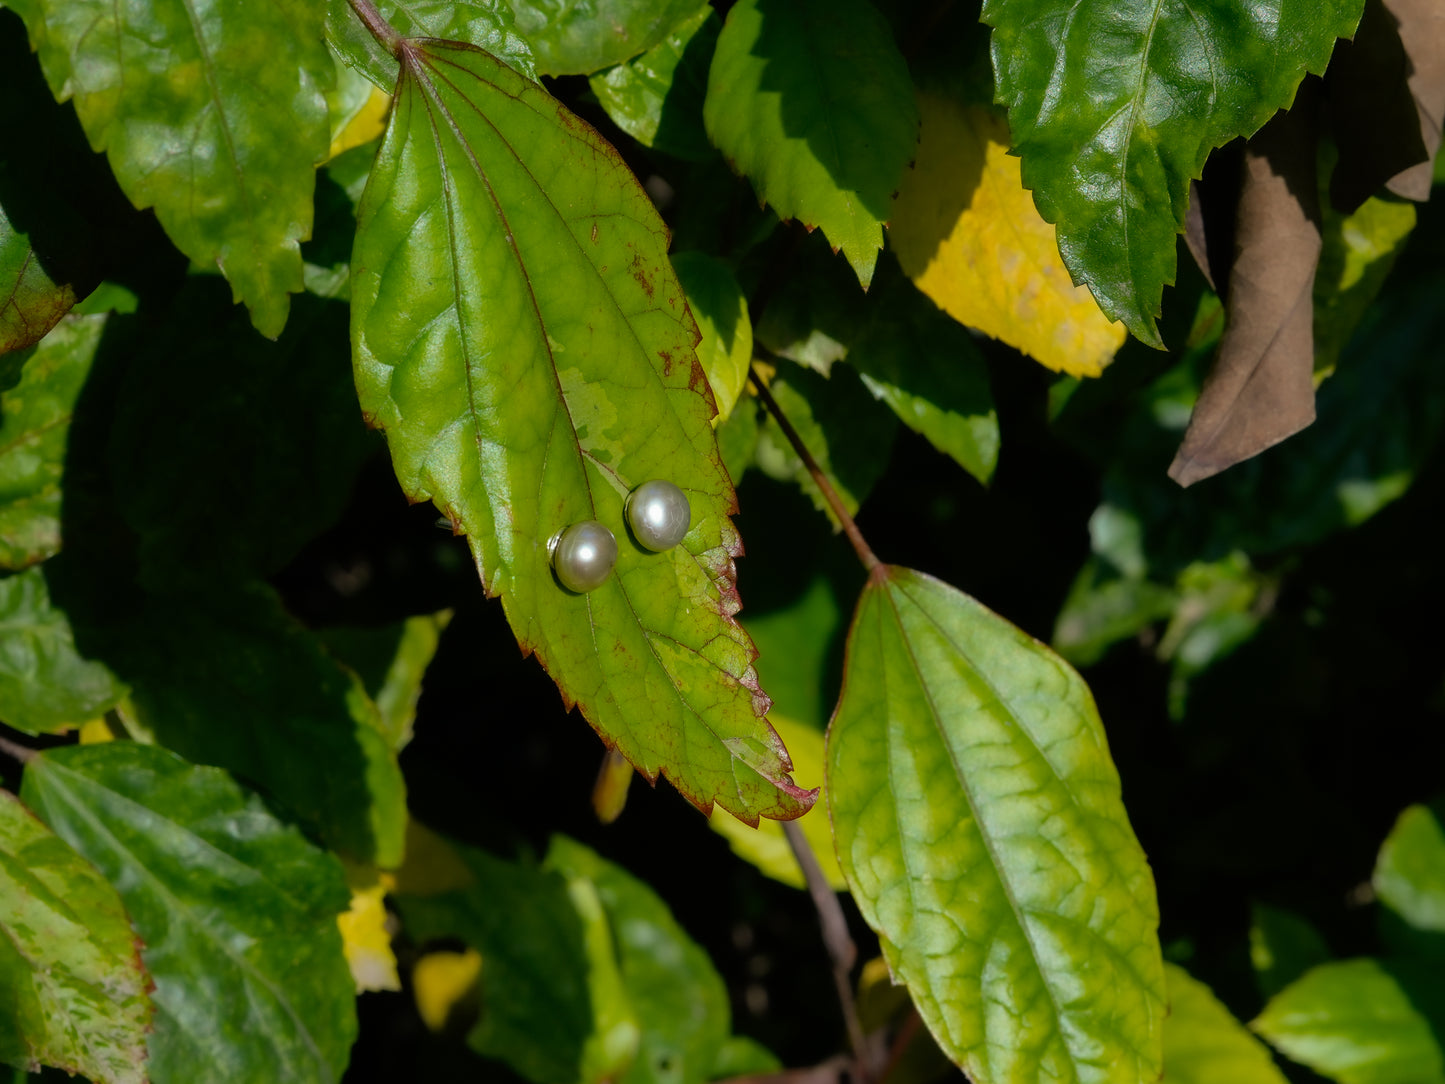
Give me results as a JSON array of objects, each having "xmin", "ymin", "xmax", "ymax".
[
  {"xmin": 749, "ymin": 366, "xmax": 881, "ymax": 574},
  {"xmin": 782, "ymin": 820, "xmax": 871, "ymax": 1083},
  {"xmin": 0, "ymin": 734, "xmax": 36, "ymax": 764},
  {"xmin": 348, "ymin": 0, "xmax": 404, "ymax": 55}
]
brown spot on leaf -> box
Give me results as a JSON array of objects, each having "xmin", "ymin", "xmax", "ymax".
[
  {"xmin": 590, "ymin": 221, "xmax": 599, "ymax": 243},
  {"xmin": 659, "ymin": 349, "xmax": 674, "ymax": 375}
]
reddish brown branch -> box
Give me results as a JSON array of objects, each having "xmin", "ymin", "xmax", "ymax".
[{"xmin": 347, "ymin": 0, "xmax": 404, "ymax": 55}]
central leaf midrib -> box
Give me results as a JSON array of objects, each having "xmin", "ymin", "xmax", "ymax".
[
  {"xmin": 412, "ymin": 49, "xmax": 766, "ymax": 791},
  {"xmin": 875, "ymin": 579, "xmax": 1074, "ymax": 1074}
]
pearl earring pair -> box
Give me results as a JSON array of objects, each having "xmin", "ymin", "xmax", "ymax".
[{"xmin": 550, "ymin": 480, "xmax": 691, "ymax": 593}]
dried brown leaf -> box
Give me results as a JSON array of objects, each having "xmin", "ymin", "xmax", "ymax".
[{"xmin": 1170, "ymin": 100, "xmax": 1322, "ymax": 487}]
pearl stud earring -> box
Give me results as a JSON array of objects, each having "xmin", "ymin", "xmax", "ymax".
[
  {"xmin": 626, "ymin": 480, "xmax": 691, "ymax": 551},
  {"xmin": 550, "ymin": 521, "xmax": 618, "ymax": 592}
]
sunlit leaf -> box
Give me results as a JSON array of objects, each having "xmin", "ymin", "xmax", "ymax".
[
  {"xmin": 827, "ymin": 565, "xmax": 1165, "ymax": 1084},
  {"xmin": 742, "ymin": 574, "xmax": 844, "ymax": 729},
  {"xmin": 0, "ymin": 209, "xmax": 77, "ymax": 358},
  {"xmin": 983, "ymin": 0, "xmax": 1365, "ymax": 345},
  {"xmin": 545, "ymin": 835, "xmax": 757, "ymax": 1084},
  {"xmin": 21, "ymin": 743, "xmax": 358, "ymax": 1084},
  {"xmin": 351, "ymin": 38, "xmax": 812, "ymax": 823},
  {"xmin": 0, "ymin": 788, "xmax": 150, "ymax": 1084},
  {"xmin": 1315, "ymin": 194, "xmax": 1417, "ymax": 376},
  {"xmin": 505, "ymin": 0, "xmax": 702, "ymax": 76},
  {"xmin": 1162, "ymin": 962, "xmax": 1289, "ymax": 1084},
  {"xmin": 590, "ymin": 4, "xmax": 719, "ymax": 162},
  {"xmin": 413, "ymin": 948, "xmax": 482, "ymax": 1032},
  {"xmin": 704, "ymin": 0, "xmax": 918, "ymax": 288},
  {"xmin": 0, "ymin": 567, "xmax": 125, "ymax": 736},
  {"xmin": 0, "ymin": 314, "xmax": 105, "ymax": 569},
  {"xmin": 326, "ymin": 61, "xmax": 392, "ymax": 161},
  {"xmin": 1374, "ymin": 801, "xmax": 1445, "ymax": 957},
  {"xmin": 338, "ymin": 878, "xmax": 401, "ymax": 993},
  {"xmin": 6, "ymin": 0, "xmax": 335, "ymax": 337},
  {"xmin": 671, "ymin": 251, "xmax": 752, "ymax": 422},
  {"xmin": 325, "ymin": 0, "xmax": 536, "ymax": 89},
  {"xmin": 321, "ymin": 610, "xmax": 452, "ymax": 751},
  {"xmin": 1252, "ymin": 958, "xmax": 1445, "ymax": 1084},
  {"xmin": 891, "ymin": 95, "xmax": 1125, "ymax": 376},
  {"xmin": 708, "ymin": 714, "xmax": 847, "ymax": 892}
]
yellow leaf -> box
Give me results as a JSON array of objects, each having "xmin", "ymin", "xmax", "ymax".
[
  {"xmin": 708, "ymin": 714, "xmax": 846, "ymax": 891},
  {"xmin": 327, "ymin": 80, "xmax": 391, "ymax": 162},
  {"xmin": 413, "ymin": 949, "xmax": 483, "ymax": 1033},
  {"xmin": 78, "ymin": 718, "xmax": 116, "ymax": 743},
  {"xmin": 891, "ymin": 95, "xmax": 1126, "ymax": 377},
  {"xmin": 338, "ymin": 878, "xmax": 401, "ymax": 993}
]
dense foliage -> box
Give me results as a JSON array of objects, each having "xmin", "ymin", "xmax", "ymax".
[{"xmin": 2, "ymin": 1, "xmax": 1444, "ymax": 1083}]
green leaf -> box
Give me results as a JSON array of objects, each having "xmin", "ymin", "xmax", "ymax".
[
  {"xmin": 709, "ymin": 1036, "xmax": 781, "ymax": 1079},
  {"xmin": 1249, "ymin": 904, "xmax": 1332, "ymax": 1000},
  {"xmin": 1374, "ymin": 802, "xmax": 1445, "ymax": 956},
  {"xmin": 325, "ymin": 0, "xmax": 536, "ymax": 90},
  {"xmin": 6, "ymin": 0, "xmax": 334, "ymax": 337},
  {"xmin": 708, "ymin": 713, "xmax": 846, "ymax": 892},
  {"xmin": 846, "ymin": 269, "xmax": 999, "ymax": 486},
  {"xmin": 504, "ymin": 0, "xmax": 703, "ymax": 76},
  {"xmin": 1052, "ymin": 558, "xmax": 1178, "ymax": 668},
  {"xmin": 20, "ymin": 743, "xmax": 358, "ymax": 1084},
  {"xmin": 589, "ymin": 4, "xmax": 719, "ymax": 162},
  {"xmin": 827, "ymin": 565, "xmax": 1165, "ymax": 1084},
  {"xmin": 304, "ymin": 142, "xmax": 380, "ymax": 302},
  {"xmin": 742, "ymin": 574, "xmax": 844, "ymax": 729},
  {"xmin": 704, "ymin": 0, "xmax": 918, "ymax": 288},
  {"xmin": 0, "ymin": 315, "xmax": 105, "ymax": 570},
  {"xmin": 753, "ymin": 367, "xmax": 898, "ymax": 525},
  {"xmin": 351, "ymin": 39, "xmax": 812, "ymax": 823},
  {"xmin": 0, "ymin": 788, "xmax": 150, "ymax": 1084},
  {"xmin": 0, "ymin": 211, "xmax": 77, "ymax": 359},
  {"xmin": 67, "ymin": 578, "xmax": 407, "ymax": 867},
  {"xmin": 982, "ymin": 0, "xmax": 1365, "ymax": 345},
  {"xmin": 1162, "ymin": 962, "xmax": 1289, "ymax": 1084},
  {"xmin": 671, "ymin": 251, "xmax": 752, "ymax": 421},
  {"xmin": 0, "ymin": 567, "xmax": 126, "ymax": 736},
  {"xmin": 545, "ymin": 835, "xmax": 737, "ymax": 1084},
  {"xmin": 396, "ymin": 842, "xmax": 613, "ymax": 1083},
  {"xmin": 1252, "ymin": 959, "xmax": 1445, "ymax": 1084},
  {"xmin": 1314, "ymin": 194, "xmax": 1417, "ymax": 376},
  {"xmin": 320, "ymin": 611, "xmax": 453, "ymax": 751}
]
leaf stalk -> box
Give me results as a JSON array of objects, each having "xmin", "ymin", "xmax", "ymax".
[
  {"xmin": 347, "ymin": 0, "xmax": 405, "ymax": 55},
  {"xmin": 749, "ymin": 366, "xmax": 881, "ymax": 573}
]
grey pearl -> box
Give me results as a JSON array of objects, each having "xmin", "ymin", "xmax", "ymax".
[
  {"xmin": 626, "ymin": 480, "xmax": 691, "ymax": 551},
  {"xmin": 551, "ymin": 521, "xmax": 618, "ymax": 592}
]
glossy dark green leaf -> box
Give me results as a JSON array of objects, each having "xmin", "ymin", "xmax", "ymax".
[
  {"xmin": 704, "ymin": 0, "xmax": 918, "ymax": 288},
  {"xmin": 753, "ymin": 366, "xmax": 898, "ymax": 524},
  {"xmin": 983, "ymin": 0, "xmax": 1365, "ymax": 345},
  {"xmin": 505, "ymin": 0, "xmax": 702, "ymax": 75},
  {"xmin": 0, "ymin": 567, "xmax": 125, "ymax": 736},
  {"xmin": 1253, "ymin": 959, "xmax": 1445, "ymax": 1084},
  {"xmin": 320, "ymin": 611, "xmax": 452, "ymax": 750},
  {"xmin": 326, "ymin": 0, "xmax": 536, "ymax": 90},
  {"xmin": 827, "ymin": 565, "xmax": 1165, "ymax": 1084},
  {"xmin": 589, "ymin": 4, "xmax": 719, "ymax": 162},
  {"xmin": 71, "ymin": 578, "xmax": 407, "ymax": 866},
  {"xmin": 21, "ymin": 744, "xmax": 357, "ymax": 1084},
  {"xmin": 6, "ymin": 0, "xmax": 334, "ymax": 337},
  {"xmin": 0, "ymin": 315, "xmax": 105, "ymax": 570},
  {"xmin": 1250, "ymin": 904, "xmax": 1332, "ymax": 1000},
  {"xmin": 397, "ymin": 841, "xmax": 616, "ymax": 1083},
  {"xmin": 0, "ymin": 788, "xmax": 150, "ymax": 1084},
  {"xmin": 351, "ymin": 39, "xmax": 811, "ymax": 823},
  {"xmin": 545, "ymin": 835, "xmax": 738, "ymax": 1084},
  {"xmin": 1163, "ymin": 962, "xmax": 1289, "ymax": 1084}
]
